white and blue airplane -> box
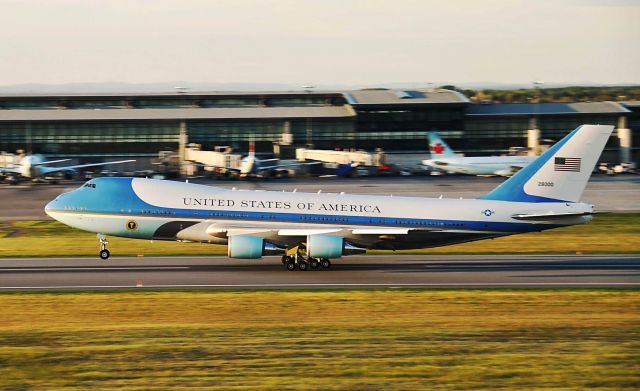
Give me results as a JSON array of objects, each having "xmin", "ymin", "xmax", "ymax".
[
  {"xmin": 0, "ymin": 154, "xmax": 135, "ymax": 184},
  {"xmin": 422, "ymin": 131, "xmax": 537, "ymax": 176},
  {"xmin": 45, "ymin": 125, "xmax": 612, "ymax": 271}
]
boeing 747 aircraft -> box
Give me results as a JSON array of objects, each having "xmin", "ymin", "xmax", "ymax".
[
  {"xmin": 45, "ymin": 125, "xmax": 611, "ymax": 271},
  {"xmin": 422, "ymin": 131, "xmax": 536, "ymax": 176}
]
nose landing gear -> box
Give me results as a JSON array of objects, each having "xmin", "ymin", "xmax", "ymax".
[{"xmin": 98, "ymin": 234, "xmax": 110, "ymax": 260}]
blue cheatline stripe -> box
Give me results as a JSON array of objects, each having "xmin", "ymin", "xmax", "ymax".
[
  {"xmin": 58, "ymin": 208, "xmax": 565, "ymax": 233},
  {"xmin": 481, "ymin": 125, "xmax": 583, "ymax": 203}
]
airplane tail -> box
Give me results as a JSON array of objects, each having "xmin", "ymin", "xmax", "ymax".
[
  {"xmin": 428, "ymin": 131, "xmax": 456, "ymax": 158},
  {"xmin": 481, "ymin": 124, "xmax": 613, "ymax": 203}
]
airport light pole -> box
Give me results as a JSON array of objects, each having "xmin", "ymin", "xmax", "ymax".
[
  {"xmin": 532, "ymin": 80, "xmax": 544, "ymax": 123},
  {"xmin": 303, "ymin": 85, "xmax": 315, "ymax": 148},
  {"xmin": 528, "ymin": 81, "xmax": 544, "ymax": 156}
]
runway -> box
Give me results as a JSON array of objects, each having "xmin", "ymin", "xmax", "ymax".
[{"xmin": 0, "ymin": 254, "xmax": 639, "ymax": 290}]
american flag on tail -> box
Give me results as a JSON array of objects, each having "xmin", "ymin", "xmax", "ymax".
[{"xmin": 554, "ymin": 157, "xmax": 581, "ymax": 172}]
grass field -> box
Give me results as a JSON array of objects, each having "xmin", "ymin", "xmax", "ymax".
[
  {"xmin": 1, "ymin": 290, "xmax": 639, "ymax": 390},
  {"xmin": 0, "ymin": 213, "xmax": 639, "ymax": 257}
]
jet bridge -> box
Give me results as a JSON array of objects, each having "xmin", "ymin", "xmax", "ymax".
[
  {"xmin": 183, "ymin": 144, "xmax": 243, "ymax": 177},
  {"xmin": 296, "ymin": 148, "xmax": 385, "ymax": 166}
]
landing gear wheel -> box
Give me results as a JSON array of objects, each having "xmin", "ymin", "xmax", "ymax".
[
  {"xmin": 309, "ymin": 258, "xmax": 319, "ymax": 269},
  {"xmin": 98, "ymin": 234, "xmax": 110, "ymax": 260},
  {"xmin": 286, "ymin": 261, "xmax": 297, "ymax": 271},
  {"xmin": 281, "ymin": 255, "xmax": 289, "ymax": 265},
  {"xmin": 298, "ymin": 261, "xmax": 308, "ymax": 271},
  {"xmin": 320, "ymin": 258, "xmax": 331, "ymax": 269}
]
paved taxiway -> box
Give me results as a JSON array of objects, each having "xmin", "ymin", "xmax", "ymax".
[{"xmin": 0, "ymin": 255, "xmax": 638, "ymax": 290}]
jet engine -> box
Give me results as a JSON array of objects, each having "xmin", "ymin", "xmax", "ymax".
[
  {"xmin": 227, "ymin": 235, "xmax": 285, "ymax": 259},
  {"xmin": 306, "ymin": 234, "xmax": 366, "ymax": 259}
]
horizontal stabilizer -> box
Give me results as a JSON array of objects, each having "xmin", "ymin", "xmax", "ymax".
[{"xmin": 511, "ymin": 212, "xmax": 597, "ymax": 220}]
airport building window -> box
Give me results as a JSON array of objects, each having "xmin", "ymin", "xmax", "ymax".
[
  {"xmin": 264, "ymin": 97, "xmax": 331, "ymax": 107},
  {"xmin": 199, "ymin": 98, "xmax": 260, "ymax": 107},
  {"xmin": 1, "ymin": 100, "xmax": 61, "ymax": 109},
  {"xmin": 132, "ymin": 99, "xmax": 194, "ymax": 108},
  {"xmin": 66, "ymin": 100, "xmax": 127, "ymax": 109}
]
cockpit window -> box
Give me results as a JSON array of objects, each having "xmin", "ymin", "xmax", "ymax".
[{"xmin": 83, "ymin": 183, "xmax": 96, "ymax": 189}]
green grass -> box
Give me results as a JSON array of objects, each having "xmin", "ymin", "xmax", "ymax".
[
  {"xmin": 0, "ymin": 213, "xmax": 639, "ymax": 257},
  {"xmin": 0, "ymin": 290, "xmax": 638, "ymax": 389}
]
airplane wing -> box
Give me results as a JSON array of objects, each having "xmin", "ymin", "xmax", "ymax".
[
  {"xmin": 192, "ymin": 163, "xmax": 242, "ymax": 173},
  {"xmin": 32, "ymin": 159, "xmax": 72, "ymax": 166},
  {"xmin": 175, "ymin": 219, "xmax": 500, "ymax": 251},
  {"xmin": 196, "ymin": 221, "xmax": 505, "ymax": 250},
  {"xmin": 422, "ymin": 160, "xmax": 449, "ymax": 167},
  {"xmin": 39, "ymin": 160, "xmax": 136, "ymax": 175},
  {"xmin": 255, "ymin": 161, "xmax": 321, "ymax": 171},
  {"xmin": 192, "ymin": 220, "xmax": 419, "ymax": 237},
  {"xmin": 493, "ymin": 160, "xmax": 534, "ymax": 177}
]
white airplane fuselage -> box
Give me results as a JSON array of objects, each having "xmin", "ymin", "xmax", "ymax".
[
  {"xmin": 422, "ymin": 155, "xmax": 536, "ymax": 176},
  {"xmin": 45, "ymin": 177, "xmax": 592, "ymax": 251}
]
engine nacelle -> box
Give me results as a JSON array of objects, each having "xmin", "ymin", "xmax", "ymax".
[
  {"xmin": 227, "ymin": 235, "xmax": 285, "ymax": 259},
  {"xmin": 307, "ymin": 234, "xmax": 366, "ymax": 259}
]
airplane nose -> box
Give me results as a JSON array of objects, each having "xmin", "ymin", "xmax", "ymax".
[
  {"xmin": 44, "ymin": 197, "xmax": 62, "ymax": 217},
  {"xmin": 44, "ymin": 200, "xmax": 55, "ymax": 216}
]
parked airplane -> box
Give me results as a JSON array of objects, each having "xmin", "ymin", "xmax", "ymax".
[
  {"xmin": 0, "ymin": 154, "xmax": 135, "ymax": 184},
  {"xmin": 422, "ymin": 131, "xmax": 537, "ymax": 176},
  {"xmin": 45, "ymin": 125, "xmax": 611, "ymax": 271}
]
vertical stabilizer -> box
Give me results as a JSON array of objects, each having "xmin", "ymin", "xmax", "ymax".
[
  {"xmin": 482, "ymin": 124, "xmax": 613, "ymax": 203},
  {"xmin": 428, "ymin": 132, "xmax": 457, "ymax": 158}
]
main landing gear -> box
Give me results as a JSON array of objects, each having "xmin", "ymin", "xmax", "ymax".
[
  {"xmin": 98, "ymin": 234, "xmax": 110, "ymax": 260},
  {"xmin": 281, "ymin": 252, "xmax": 332, "ymax": 271}
]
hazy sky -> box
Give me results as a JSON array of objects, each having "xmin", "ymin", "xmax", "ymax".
[{"xmin": 1, "ymin": 0, "xmax": 638, "ymax": 87}]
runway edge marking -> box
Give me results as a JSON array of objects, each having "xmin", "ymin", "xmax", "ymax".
[{"xmin": 1, "ymin": 282, "xmax": 640, "ymax": 290}]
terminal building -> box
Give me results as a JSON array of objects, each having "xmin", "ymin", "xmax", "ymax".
[{"xmin": 0, "ymin": 89, "xmax": 635, "ymax": 168}]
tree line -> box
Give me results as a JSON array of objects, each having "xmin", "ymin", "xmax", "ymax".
[{"xmin": 439, "ymin": 85, "xmax": 640, "ymax": 103}]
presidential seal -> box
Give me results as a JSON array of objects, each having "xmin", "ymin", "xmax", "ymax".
[{"xmin": 126, "ymin": 220, "xmax": 138, "ymax": 231}]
